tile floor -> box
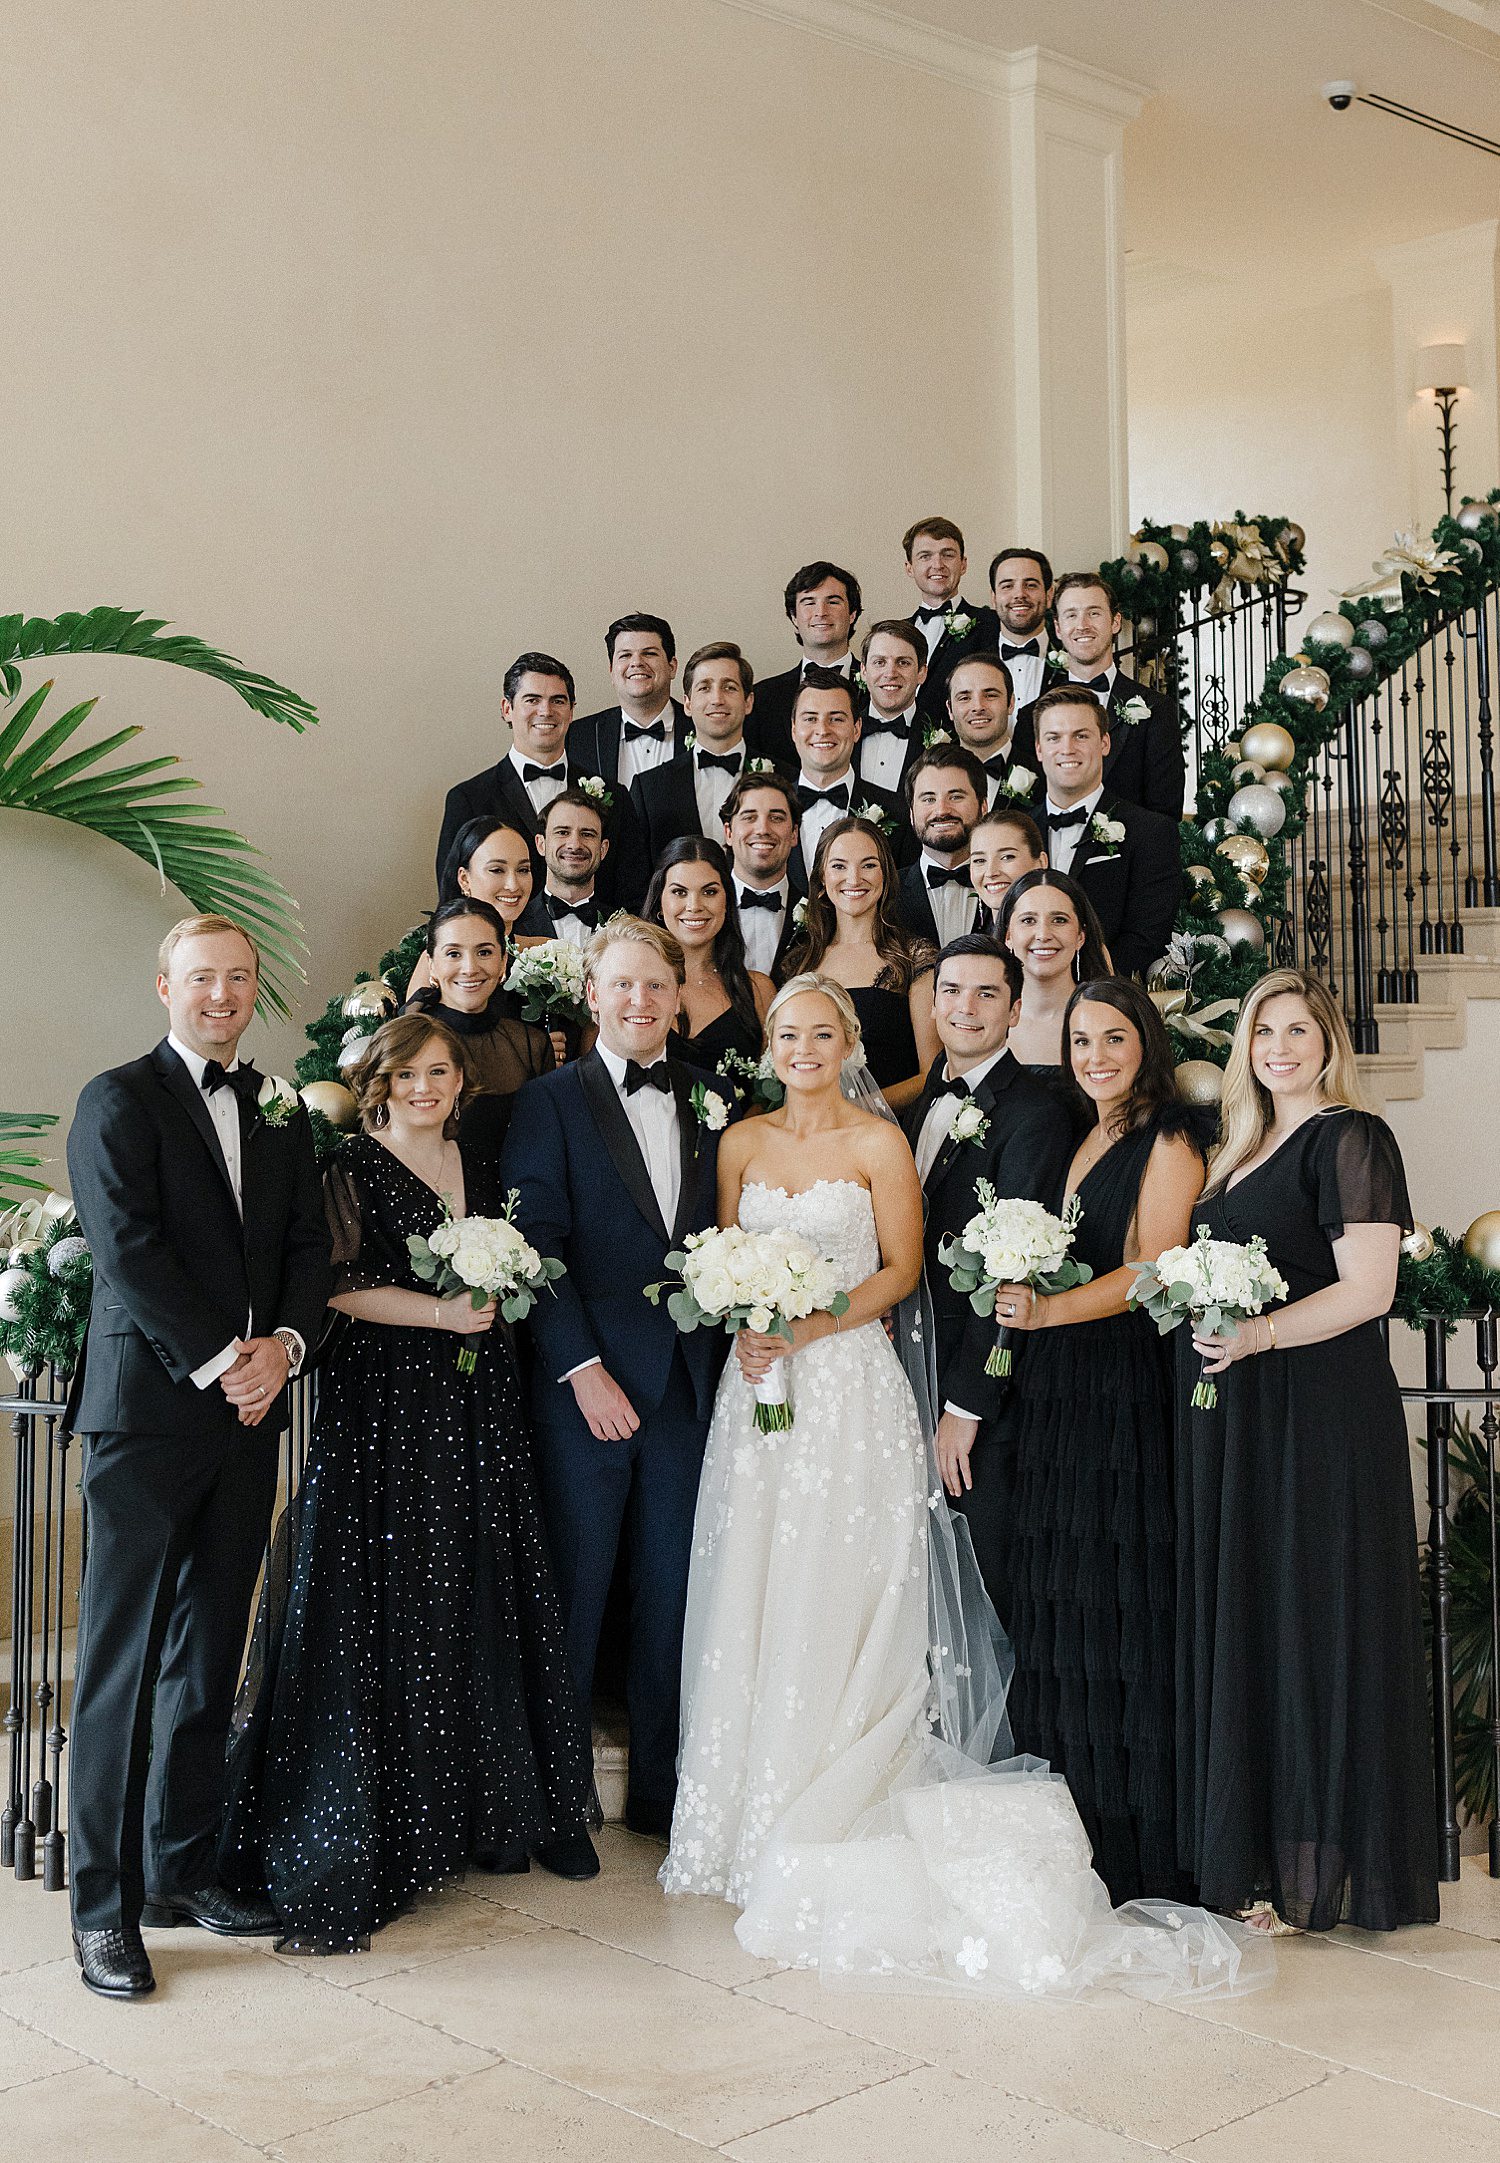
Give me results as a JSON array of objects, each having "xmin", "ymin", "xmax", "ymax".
[{"xmin": 1, "ymin": 1832, "xmax": 1498, "ymax": 2161}]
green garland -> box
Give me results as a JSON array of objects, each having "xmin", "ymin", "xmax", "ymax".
[
  {"xmin": 1395, "ymin": 1226, "xmax": 1500, "ymax": 1336},
  {"xmin": 1100, "ymin": 511, "xmax": 1307, "ymax": 634},
  {"xmin": 294, "ymin": 922, "xmax": 427, "ymax": 1162},
  {"xmin": 0, "ymin": 1213, "xmax": 91, "ymax": 1378}
]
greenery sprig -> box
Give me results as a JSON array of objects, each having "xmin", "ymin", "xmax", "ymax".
[
  {"xmin": 1394, "ymin": 1226, "xmax": 1500, "ymax": 1336},
  {"xmin": 0, "ymin": 1214, "xmax": 91, "ymax": 1378}
]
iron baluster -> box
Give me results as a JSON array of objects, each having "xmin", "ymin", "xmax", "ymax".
[{"xmin": 1424, "ymin": 1319, "xmax": 1461, "ymax": 1879}]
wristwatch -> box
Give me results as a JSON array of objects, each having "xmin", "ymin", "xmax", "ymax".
[{"xmin": 272, "ymin": 1326, "xmax": 304, "ymax": 1377}]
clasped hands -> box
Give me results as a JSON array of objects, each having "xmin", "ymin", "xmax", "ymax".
[{"xmin": 219, "ymin": 1335, "xmax": 289, "ymax": 1427}]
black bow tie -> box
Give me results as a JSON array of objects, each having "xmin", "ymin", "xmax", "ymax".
[
  {"xmin": 936, "ymin": 1072, "xmax": 971, "ymax": 1099},
  {"xmin": 624, "ymin": 720, "xmax": 666, "ymax": 744},
  {"xmin": 737, "ymin": 887, "xmax": 783, "ymax": 912},
  {"xmin": 201, "ymin": 1060, "xmax": 256, "ymax": 1104},
  {"xmin": 914, "ymin": 604, "xmax": 946, "ymax": 623},
  {"xmin": 1001, "ymin": 640, "xmax": 1040, "ymax": 661},
  {"xmin": 926, "ymin": 864, "xmax": 971, "ymax": 890},
  {"xmin": 1074, "ymin": 674, "xmax": 1110, "ymax": 695},
  {"xmin": 549, "ymin": 894, "xmax": 599, "ymax": 929},
  {"xmin": 624, "ymin": 1059, "xmax": 671, "ymax": 1096},
  {"xmin": 521, "ymin": 760, "xmax": 565, "ymax": 786},
  {"xmin": 863, "ymin": 714, "xmax": 910, "ymax": 738},
  {"xmin": 697, "ymin": 749, "xmax": 741, "ymax": 773},
  {"xmin": 982, "ymin": 756, "xmax": 1014, "ymax": 779},
  {"xmin": 1046, "ymin": 805, "xmax": 1090, "ymax": 831},
  {"xmin": 801, "ymin": 782, "xmax": 850, "ymax": 810}
]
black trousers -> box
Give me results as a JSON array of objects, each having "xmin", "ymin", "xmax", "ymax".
[
  {"xmin": 69, "ymin": 1423, "xmax": 278, "ymax": 1932},
  {"xmin": 956, "ymin": 1412, "xmax": 1020, "ymax": 1639}
]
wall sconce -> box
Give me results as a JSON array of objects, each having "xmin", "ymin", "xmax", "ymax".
[{"xmin": 1414, "ymin": 342, "xmax": 1469, "ymax": 516}]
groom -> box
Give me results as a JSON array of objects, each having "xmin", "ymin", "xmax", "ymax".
[
  {"xmin": 63, "ymin": 915, "xmax": 331, "ymax": 1997},
  {"xmin": 904, "ymin": 934, "xmax": 1073, "ymax": 1627},
  {"xmin": 501, "ymin": 916, "xmax": 728, "ymax": 1836}
]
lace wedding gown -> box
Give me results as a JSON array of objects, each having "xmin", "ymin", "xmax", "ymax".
[{"xmin": 662, "ymin": 1178, "xmax": 1267, "ymax": 2000}]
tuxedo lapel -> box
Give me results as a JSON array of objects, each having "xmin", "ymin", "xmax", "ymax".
[
  {"xmin": 597, "ymin": 711, "xmax": 624, "ymax": 784},
  {"xmin": 925, "ymin": 1054, "xmax": 1013, "ymax": 1197},
  {"xmin": 668, "ymin": 1063, "xmax": 704, "ymax": 1245},
  {"xmin": 577, "ymin": 1052, "xmax": 670, "ymax": 1246},
  {"xmin": 150, "ymin": 1041, "xmax": 238, "ymax": 1209}
]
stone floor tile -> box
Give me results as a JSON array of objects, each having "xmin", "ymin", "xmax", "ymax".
[
  {"xmin": 1177, "ymin": 2067, "xmax": 1500, "ymax": 2161},
  {"xmin": 0, "ymin": 2004, "xmax": 85, "ymax": 2090},
  {"xmin": 0, "ymin": 1944, "xmax": 493, "ymax": 2145},
  {"xmin": 1437, "ymin": 1857, "xmax": 1500, "ymax": 1943},
  {"xmin": 274, "ymin": 1886, "xmax": 543, "ymax": 1987},
  {"xmin": 1337, "ymin": 1920, "xmax": 1500, "ymax": 1989},
  {"xmin": 722, "ymin": 2064, "xmax": 1165, "ymax": 2161},
  {"xmin": 276, "ymin": 2060, "xmax": 718, "ymax": 2160},
  {"xmin": 358, "ymin": 1927, "xmax": 917, "ymax": 2147},
  {"xmin": 0, "ymin": 1883, "xmax": 74, "ymax": 1977},
  {"xmin": 3, "ymin": 2064, "xmax": 264, "ymax": 2160}
]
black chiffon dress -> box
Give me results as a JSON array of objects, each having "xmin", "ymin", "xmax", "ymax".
[
  {"xmin": 220, "ymin": 1135, "xmax": 594, "ymax": 1951},
  {"xmin": 669, "ymin": 1001, "xmax": 762, "ymax": 1068},
  {"xmin": 402, "ymin": 989, "xmax": 554, "ymax": 1156},
  {"xmin": 1006, "ymin": 1104, "xmax": 1206, "ymax": 1905},
  {"xmin": 1176, "ymin": 1108, "xmax": 1438, "ymax": 1932}
]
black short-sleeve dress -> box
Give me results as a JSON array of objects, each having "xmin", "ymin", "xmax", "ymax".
[{"xmin": 1175, "ymin": 1108, "xmax": 1439, "ymax": 1931}]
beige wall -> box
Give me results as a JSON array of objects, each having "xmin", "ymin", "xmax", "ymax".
[{"xmin": 0, "ymin": 0, "xmax": 1013, "ymax": 1132}]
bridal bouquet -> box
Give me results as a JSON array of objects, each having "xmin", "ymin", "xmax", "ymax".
[
  {"xmin": 645, "ymin": 1224, "xmax": 849, "ymax": 1432},
  {"xmin": 408, "ymin": 1193, "xmax": 566, "ymax": 1373},
  {"xmin": 504, "ymin": 940, "xmax": 590, "ymax": 1028},
  {"xmin": 1130, "ymin": 1226, "xmax": 1288, "ymax": 1409},
  {"xmin": 939, "ymin": 1185, "xmax": 1091, "ymax": 1378}
]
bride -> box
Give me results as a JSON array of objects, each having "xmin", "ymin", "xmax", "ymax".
[{"xmin": 661, "ymin": 973, "xmax": 1266, "ymax": 2000}]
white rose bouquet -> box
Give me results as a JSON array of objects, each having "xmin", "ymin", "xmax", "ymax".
[
  {"xmin": 939, "ymin": 1183, "xmax": 1092, "ymax": 1377},
  {"xmin": 408, "ymin": 1192, "xmax": 566, "ymax": 1374},
  {"xmin": 1130, "ymin": 1226, "xmax": 1288, "ymax": 1409},
  {"xmin": 646, "ymin": 1224, "xmax": 849, "ymax": 1432},
  {"xmin": 504, "ymin": 939, "xmax": 590, "ymax": 1029}
]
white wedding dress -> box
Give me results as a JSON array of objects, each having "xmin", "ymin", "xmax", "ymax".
[{"xmin": 662, "ymin": 1178, "xmax": 1268, "ymax": 2000}]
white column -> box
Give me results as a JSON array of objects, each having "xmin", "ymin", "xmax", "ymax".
[
  {"xmin": 1373, "ymin": 219, "xmax": 1500, "ymax": 533},
  {"xmin": 1004, "ymin": 48, "xmax": 1146, "ymax": 570}
]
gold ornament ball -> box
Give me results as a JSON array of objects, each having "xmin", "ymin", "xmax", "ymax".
[
  {"xmin": 1279, "ymin": 664, "xmax": 1332, "ymax": 712},
  {"xmin": 1169, "ymin": 523, "xmax": 1191, "ymax": 543},
  {"xmin": 1222, "ymin": 737, "xmax": 1243, "ymax": 761},
  {"xmin": 1175, "ymin": 1059, "xmax": 1224, "ymax": 1106},
  {"xmin": 1215, "ymin": 832, "xmax": 1270, "ymax": 883},
  {"xmin": 1279, "ymin": 522, "xmax": 1306, "ymax": 554},
  {"xmin": 1137, "ymin": 539, "xmax": 1170, "ymax": 573},
  {"xmin": 1149, "ymin": 987, "xmax": 1188, "ymax": 1021},
  {"xmin": 1401, "ymin": 1223, "xmax": 1435, "ymax": 1264},
  {"xmin": 299, "ymin": 1080, "xmax": 359, "ymax": 1128},
  {"xmin": 1305, "ymin": 611, "xmax": 1355, "ymax": 651},
  {"xmin": 1265, "ymin": 770, "xmax": 1302, "ymax": 802},
  {"xmin": 1462, "ymin": 1211, "xmax": 1500, "ymax": 1271},
  {"xmin": 1241, "ymin": 721, "xmax": 1297, "ymax": 772},
  {"xmin": 343, "ymin": 980, "xmax": 398, "ymax": 1021},
  {"xmin": 1229, "ymin": 759, "xmax": 1266, "ymax": 788},
  {"xmin": 336, "ymin": 1038, "xmax": 370, "ymax": 1072},
  {"xmin": 1216, "ymin": 907, "xmax": 1266, "ymax": 953},
  {"xmin": 1456, "ymin": 503, "xmax": 1489, "ymax": 534}
]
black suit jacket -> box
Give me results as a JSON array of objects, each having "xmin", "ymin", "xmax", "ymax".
[
  {"xmin": 1047, "ymin": 788, "xmax": 1182, "ymax": 980},
  {"xmin": 894, "ymin": 860, "xmax": 984, "ymax": 949},
  {"xmin": 436, "ymin": 753, "xmax": 651, "ymax": 914},
  {"xmin": 628, "ymin": 746, "xmax": 791, "ymax": 871},
  {"xmin": 1012, "ymin": 667, "xmax": 1186, "ymax": 822},
  {"xmin": 903, "ymin": 1050, "xmax": 1076, "ymax": 1420},
  {"xmin": 571, "ymin": 698, "xmax": 688, "ymax": 786},
  {"xmin": 914, "ymin": 601, "xmax": 1001, "ymax": 718},
  {"xmin": 65, "ymin": 1043, "xmax": 333, "ymax": 1438}
]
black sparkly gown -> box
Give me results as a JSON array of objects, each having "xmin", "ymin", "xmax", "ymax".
[
  {"xmin": 220, "ymin": 1135, "xmax": 593, "ymax": 1950},
  {"xmin": 1006, "ymin": 1105, "xmax": 1205, "ymax": 1905},
  {"xmin": 1176, "ymin": 1108, "xmax": 1438, "ymax": 1932}
]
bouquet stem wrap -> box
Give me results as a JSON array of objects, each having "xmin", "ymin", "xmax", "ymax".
[{"xmin": 752, "ymin": 1368, "xmax": 792, "ymax": 1433}]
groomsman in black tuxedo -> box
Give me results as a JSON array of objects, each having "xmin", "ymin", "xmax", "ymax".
[
  {"xmin": 903, "ymin": 516, "xmax": 999, "ymax": 719},
  {"xmin": 501, "ymin": 919, "xmax": 728, "ymax": 1838},
  {"xmin": 435, "ymin": 650, "xmax": 649, "ymax": 909},
  {"xmin": 1031, "ymin": 685, "xmax": 1181, "ymax": 978},
  {"xmin": 987, "ymin": 547, "xmax": 1056, "ymax": 713},
  {"xmin": 967, "ymin": 804, "xmax": 1048, "ymax": 935},
  {"xmin": 536, "ymin": 787, "xmax": 610, "ymax": 944},
  {"xmin": 1010, "ymin": 573, "xmax": 1186, "ymax": 821},
  {"xmin": 896, "ymin": 746, "xmax": 987, "ymax": 947},
  {"xmin": 790, "ymin": 669, "xmax": 906, "ymax": 879},
  {"xmin": 720, "ymin": 770, "xmax": 805, "ymax": 979},
  {"xmin": 63, "ymin": 916, "xmax": 332, "ymax": 1997},
  {"xmin": 631, "ymin": 642, "xmax": 777, "ymax": 867},
  {"xmin": 944, "ymin": 654, "xmax": 1022, "ymax": 808},
  {"xmin": 571, "ymin": 613, "xmax": 688, "ymax": 788},
  {"xmin": 749, "ymin": 560, "xmax": 864, "ymax": 772},
  {"xmin": 905, "ymin": 935, "xmax": 1073, "ymax": 1628},
  {"xmin": 855, "ymin": 618, "xmax": 928, "ymax": 796}
]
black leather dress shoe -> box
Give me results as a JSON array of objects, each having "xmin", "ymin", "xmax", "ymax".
[
  {"xmin": 74, "ymin": 1926, "xmax": 155, "ymax": 1998},
  {"xmin": 140, "ymin": 1885, "xmax": 279, "ymax": 1936},
  {"xmin": 471, "ymin": 1841, "xmax": 530, "ymax": 1875},
  {"xmin": 623, "ymin": 1798, "xmax": 674, "ymax": 1842},
  {"xmin": 533, "ymin": 1832, "xmax": 600, "ymax": 1880}
]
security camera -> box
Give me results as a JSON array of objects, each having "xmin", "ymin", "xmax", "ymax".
[{"xmin": 1323, "ymin": 81, "xmax": 1357, "ymax": 111}]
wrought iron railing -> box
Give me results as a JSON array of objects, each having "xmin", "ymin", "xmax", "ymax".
[{"xmin": 1120, "ymin": 578, "xmax": 1302, "ymax": 798}]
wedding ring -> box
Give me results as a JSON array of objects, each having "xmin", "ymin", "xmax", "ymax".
[{"xmin": 256, "ymin": 1385, "xmax": 265, "ymax": 1399}]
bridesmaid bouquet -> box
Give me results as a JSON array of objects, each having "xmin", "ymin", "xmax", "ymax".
[
  {"xmin": 939, "ymin": 1185, "xmax": 1091, "ymax": 1378},
  {"xmin": 1129, "ymin": 1226, "xmax": 1288, "ymax": 1409},
  {"xmin": 408, "ymin": 1194, "xmax": 567, "ymax": 1373},
  {"xmin": 504, "ymin": 940, "xmax": 590, "ymax": 1028},
  {"xmin": 645, "ymin": 1225, "xmax": 849, "ymax": 1432}
]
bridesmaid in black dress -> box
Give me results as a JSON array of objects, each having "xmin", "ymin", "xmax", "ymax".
[
  {"xmin": 996, "ymin": 869, "xmax": 1112, "ymax": 1074},
  {"xmin": 993, "ymin": 978, "xmax": 1207, "ymax": 1904},
  {"xmin": 1177, "ymin": 968, "xmax": 1438, "ymax": 1934},
  {"xmin": 645, "ymin": 837, "xmax": 774, "ymax": 1067},
  {"xmin": 221, "ymin": 1013, "xmax": 597, "ymax": 1951},
  {"xmin": 403, "ymin": 899, "xmax": 554, "ymax": 1155},
  {"xmin": 783, "ymin": 814, "xmax": 937, "ymax": 1108}
]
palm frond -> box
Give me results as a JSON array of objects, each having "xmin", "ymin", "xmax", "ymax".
[
  {"xmin": 0, "ymin": 609, "xmax": 318, "ymax": 732},
  {"xmin": 0, "ymin": 1111, "xmax": 59, "ymax": 1208},
  {"xmin": 0, "ymin": 680, "xmax": 306, "ymax": 1016}
]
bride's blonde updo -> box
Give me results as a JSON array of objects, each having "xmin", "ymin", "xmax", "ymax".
[{"xmin": 763, "ymin": 972, "xmax": 866, "ymax": 1067}]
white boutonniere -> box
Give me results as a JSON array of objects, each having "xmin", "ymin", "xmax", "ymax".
[
  {"xmin": 256, "ymin": 1074, "xmax": 299, "ymax": 1127},
  {"xmin": 578, "ymin": 774, "xmax": 613, "ymax": 810},
  {"xmin": 745, "ymin": 756, "xmax": 775, "ymax": 774},
  {"xmin": 944, "ymin": 608, "xmax": 975, "ymax": 640},
  {"xmin": 1116, "ymin": 696, "xmax": 1151, "ymax": 728},
  {"xmin": 683, "ymin": 730, "xmax": 698, "ymax": 752},
  {"xmin": 1090, "ymin": 812, "xmax": 1126, "ymax": 857},
  {"xmin": 791, "ymin": 896, "xmax": 809, "ymax": 928},
  {"xmin": 1045, "ymin": 648, "xmax": 1068, "ymax": 672},
  {"xmin": 996, "ymin": 764, "xmax": 1037, "ymax": 804},
  {"xmin": 852, "ymin": 664, "xmax": 867, "ymax": 692},
  {"xmin": 922, "ymin": 722, "xmax": 954, "ymax": 749},
  {"xmin": 690, "ymin": 1083, "xmax": 730, "ymax": 1132},
  {"xmin": 949, "ymin": 1100, "xmax": 990, "ymax": 1147},
  {"xmin": 855, "ymin": 800, "xmax": 895, "ymax": 836}
]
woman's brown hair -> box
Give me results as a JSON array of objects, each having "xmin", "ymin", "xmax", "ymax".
[
  {"xmin": 1062, "ymin": 977, "xmax": 1181, "ymax": 1136},
  {"xmin": 347, "ymin": 1014, "xmax": 469, "ymax": 1137},
  {"xmin": 787, "ymin": 815, "xmax": 922, "ymax": 991}
]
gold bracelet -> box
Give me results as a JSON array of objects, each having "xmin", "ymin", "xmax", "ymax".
[
  {"xmin": 434, "ymin": 1300, "xmax": 441, "ymax": 1330},
  {"xmin": 833, "ymin": 1311, "xmax": 842, "ymax": 1335},
  {"xmin": 1265, "ymin": 1314, "xmax": 1277, "ymax": 1352}
]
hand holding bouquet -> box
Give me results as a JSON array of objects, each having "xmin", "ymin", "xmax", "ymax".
[
  {"xmin": 504, "ymin": 940, "xmax": 590, "ymax": 1030},
  {"xmin": 408, "ymin": 1193, "xmax": 566, "ymax": 1373},
  {"xmin": 939, "ymin": 1185, "xmax": 1092, "ymax": 1378},
  {"xmin": 646, "ymin": 1224, "xmax": 849, "ymax": 1432},
  {"xmin": 1129, "ymin": 1225, "xmax": 1288, "ymax": 1408}
]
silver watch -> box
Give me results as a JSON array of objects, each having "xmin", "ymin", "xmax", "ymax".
[{"xmin": 272, "ymin": 1326, "xmax": 303, "ymax": 1376}]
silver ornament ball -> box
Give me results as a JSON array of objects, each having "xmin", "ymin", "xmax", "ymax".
[
  {"xmin": 1216, "ymin": 907, "xmax": 1266, "ymax": 952},
  {"xmin": 1354, "ymin": 619, "xmax": 1388, "ymax": 651},
  {"xmin": 1226, "ymin": 783, "xmax": 1288, "ymax": 838},
  {"xmin": 1306, "ymin": 611, "xmax": 1355, "ymax": 650},
  {"xmin": 1279, "ymin": 664, "xmax": 1331, "ymax": 712},
  {"xmin": 1344, "ymin": 646, "xmax": 1376, "ymax": 680}
]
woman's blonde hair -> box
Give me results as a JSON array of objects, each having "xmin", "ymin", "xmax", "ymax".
[
  {"xmin": 1204, "ymin": 968, "xmax": 1366, "ymax": 1194},
  {"xmin": 347, "ymin": 1014, "xmax": 469, "ymax": 1137},
  {"xmin": 763, "ymin": 972, "xmax": 864, "ymax": 1054}
]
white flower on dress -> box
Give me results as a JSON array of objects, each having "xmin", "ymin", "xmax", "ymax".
[
  {"xmin": 256, "ymin": 1074, "xmax": 299, "ymax": 1125},
  {"xmin": 955, "ymin": 1935, "xmax": 989, "ymax": 1978}
]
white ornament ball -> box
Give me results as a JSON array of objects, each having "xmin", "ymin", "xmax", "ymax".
[
  {"xmin": 1279, "ymin": 664, "xmax": 1331, "ymax": 712},
  {"xmin": 1457, "ymin": 503, "xmax": 1489, "ymax": 534},
  {"xmin": 1229, "ymin": 760, "xmax": 1266, "ymax": 788},
  {"xmin": 1227, "ymin": 783, "xmax": 1288, "ymax": 838},
  {"xmin": 1217, "ymin": 907, "xmax": 1266, "ymax": 952},
  {"xmin": 1306, "ymin": 611, "xmax": 1355, "ymax": 650},
  {"xmin": 46, "ymin": 1236, "xmax": 90, "ymax": 1277},
  {"xmin": 0, "ymin": 1266, "xmax": 29, "ymax": 1323}
]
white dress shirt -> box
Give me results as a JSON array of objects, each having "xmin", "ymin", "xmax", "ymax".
[
  {"xmin": 914, "ymin": 606, "xmax": 949, "ymax": 659},
  {"xmin": 997, "ymin": 634, "xmax": 1051, "ymax": 711},
  {"xmin": 508, "ymin": 745, "xmax": 568, "ymax": 818},
  {"xmin": 859, "ymin": 705, "xmax": 916, "ymax": 794},
  {"xmin": 914, "ymin": 1047, "xmax": 1006, "ymax": 1184},
  {"xmin": 617, "ymin": 704, "xmax": 677, "ymax": 790},
  {"xmin": 1042, "ymin": 784, "xmax": 1105, "ymax": 877},
  {"xmin": 693, "ymin": 739, "xmax": 746, "ymax": 838},
  {"xmin": 1065, "ymin": 661, "xmax": 1117, "ymax": 704},
  {"xmin": 561, "ymin": 1043, "xmax": 681, "ymax": 1384},
  {"xmin": 543, "ymin": 888, "xmax": 597, "ymax": 947},
  {"xmin": 797, "ymin": 765, "xmax": 856, "ymax": 875},
  {"xmin": 919, "ymin": 851, "xmax": 981, "ymax": 947},
  {"xmin": 736, "ymin": 877, "xmax": 789, "ymax": 975}
]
